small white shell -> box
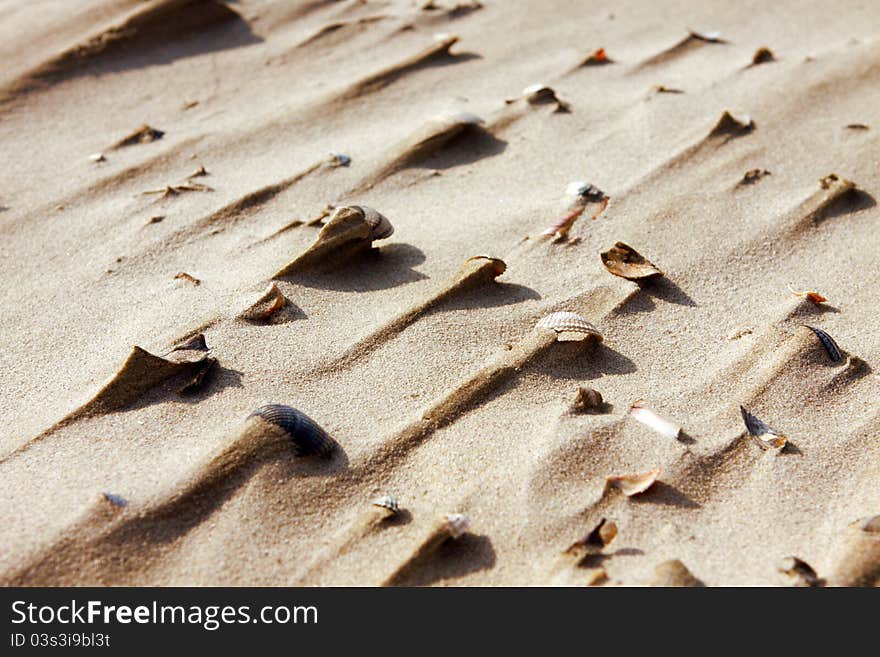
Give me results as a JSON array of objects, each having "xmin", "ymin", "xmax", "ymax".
[
  {"xmin": 443, "ymin": 513, "xmax": 470, "ymax": 538},
  {"xmin": 536, "ymin": 312, "xmax": 603, "ymax": 340},
  {"xmin": 90, "ymin": 152, "xmax": 106, "ymax": 163},
  {"xmin": 372, "ymin": 495, "xmax": 400, "ymax": 515},
  {"xmin": 565, "ymin": 181, "xmax": 606, "ymax": 201},
  {"xmin": 630, "ymin": 401, "xmax": 681, "ymax": 440}
]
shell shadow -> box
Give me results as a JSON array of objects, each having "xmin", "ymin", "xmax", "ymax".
[
  {"xmin": 638, "ymin": 277, "xmax": 697, "ymax": 307},
  {"xmin": 277, "ymin": 446, "xmax": 350, "ymax": 478},
  {"xmin": 821, "ymin": 188, "xmax": 875, "ymax": 221},
  {"xmin": 178, "ymin": 364, "xmax": 244, "ymax": 403},
  {"xmin": 531, "ymin": 343, "xmax": 638, "ymax": 381},
  {"xmin": 416, "ymin": 126, "xmax": 508, "ymax": 171},
  {"xmin": 380, "ymin": 508, "xmax": 413, "ymax": 528},
  {"xmin": 287, "ymin": 243, "xmax": 428, "ymax": 291},
  {"xmin": 631, "ymin": 482, "xmax": 701, "ymax": 509},
  {"xmin": 577, "ymin": 546, "xmax": 645, "ymax": 568},
  {"xmin": 439, "ymin": 282, "xmax": 542, "ymax": 311},
  {"xmin": 391, "ymin": 533, "xmax": 496, "ymax": 586}
]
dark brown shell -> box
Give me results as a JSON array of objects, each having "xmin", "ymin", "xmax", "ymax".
[
  {"xmin": 600, "ymin": 242, "xmax": 663, "ymax": 280},
  {"xmin": 248, "ymin": 404, "xmax": 337, "ymax": 457}
]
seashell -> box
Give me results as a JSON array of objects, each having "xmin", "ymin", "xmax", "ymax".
[
  {"xmin": 778, "ymin": 556, "xmax": 822, "ymax": 587},
  {"xmin": 89, "ymin": 152, "xmax": 106, "ymax": 163},
  {"xmin": 605, "ymin": 468, "xmax": 660, "ymax": 497},
  {"xmin": 372, "ymin": 495, "xmax": 400, "ymax": 516},
  {"xmin": 247, "ymin": 404, "xmax": 338, "ymax": 458},
  {"xmin": 564, "ymin": 517, "xmax": 618, "ymax": 555},
  {"xmin": 536, "ymin": 311, "xmax": 603, "ymax": 341},
  {"xmin": 789, "ymin": 287, "xmax": 826, "ymax": 304},
  {"xmin": 169, "ymin": 333, "xmax": 209, "ymax": 353},
  {"xmin": 565, "ymin": 181, "xmax": 608, "ymax": 203},
  {"xmin": 739, "ymin": 406, "xmax": 787, "ymax": 450},
  {"xmin": 173, "ymin": 272, "xmax": 201, "ymax": 285},
  {"xmin": 751, "ymin": 47, "xmax": 775, "ymax": 65},
  {"xmin": 650, "ymin": 559, "xmax": 705, "ymax": 586},
  {"xmin": 329, "ymin": 152, "xmax": 351, "ymax": 167},
  {"xmin": 738, "ymin": 168, "xmax": 771, "ymax": 185},
  {"xmin": 238, "ymin": 283, "xmax": 287, "ymax": 321},
  {"xmin": 354, "ymin": 205, "xmax": 395, "ymax": 240},
  {"xmin": 102, "ymin": 492, "xmax": 128, "ymax": 508},
  {"xmin": 689, "ymin": 29, "xmax": 723, "ymax": 43},
  {"xmin": 581, "ymin": 47, "xmax": 610, "ymax": 66},
  {"xmin": 569, "ymin": 386, "xmax": 605, "ymax": 414},
  {"xmin": 442, "ymin": 512, "xmax": 470, "ymax": 538},
  {"xmin": 629, "ymin": 401, "xmax": 681, "ymax": 440},
  {"xmin": 804, "ymin": 325, "xmax": 843, "ymax": 363},
  {"xmin": 179, "ymin": 357, "xmax": 216, "ymax": 394},
  {"xmin": 600, "ymin": 242, "xmax": 664, "ymax": 280},
  {"xmin": 147, "ymin": 215, "xmax": 165, "ymax": 224},
  {"xmin": 820, "ymin": 173, "xmax": 842, "ymax": 189},
  {"xmin": 521, "ymin": 84, "xmax": 559, "ymax": 105}
]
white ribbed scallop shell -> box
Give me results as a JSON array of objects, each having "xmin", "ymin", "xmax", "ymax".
[{"xmin": 536, "ymin": 312, "xmax": 602, "ymax": 338}]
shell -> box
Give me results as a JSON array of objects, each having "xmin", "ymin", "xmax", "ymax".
[
  {"xmin": 464, "ymin": 254, "xmax": 507, "ymax": 277},
  {"xmin": 752, "ymin": 47, "xmax": 775, "ymax": 65},
  {"xmin": 248, "ymin": 404, "xmax": 338, "ymax": 458},
  {"xmin": 629, "ymin": 401, "xmax": 681, "ymax": 440},
  {"xmin": 102, "ymin": 492, "xmax": 128, "ymax": 508},
  {"xmin": 239, "ymin": 283, "xmax": 287, "ymax": 321},
  {"xmin": 790, "ymin": 288, "xmax": 826, "ymax": 303},
  {"xmin": 170, "ymin": 333, "xmax": 209, "ymax": 353},
  {"xmin": 778, "ymin": 556, "xmax": 822, "ymax": 587},
  {"xmin": 600, "ymin": 242, "xmax": 664, "ymax": 280},
  {"xmin": 564, "ymin": 517, "xmax": 618, "ymax": 555},
  {"xmin": 565, "ymin": 181, "xmax": 607, "ymax": 203},
  {"xmin": 90, "ymin": 152, "xmax": 106, "ymax": 163},
  {"xmin": 329, "ymin": 152, "xmax": 351, "ymax": 167},
  {"xmin": 650, "ymin": 559, "xmax": 704, "ymax": 587},
  {"xmin": 520, "ymin": 84, "xmax": 561, "ymax": 106},
  {"xmin": 536, "ymin": 312, "xmax": 603, "ymax": 341},
  {"xmin": 581, "ymin": 47, "xmax": 610, "ymax": 66},
  {"xmin": 605, "ymin": 468, "xmax": 660, "ymax": 497},
  {"xmin": 689, "ymin": 29, "xmax": 723, "ymax": 42},
  {"xmin": 569, "ymin": 387, "xmax": 605, "ymax": 414},
  {"xmin": 739, "ymin": 406, "xmax": 787, "ymax": 450},
  {"xmin": 351, "ymin": 205, "xmax": 394, "ymax": 240},
  {"xmin": 739, "ymin": 168, "xmax": 771, "ymax": 185},
  {"xmin": 443, "ymin": 512, "xmax": 470, "ymax": 538},
  {"xmin": 805, "ymin": 325, "xmax": 843, "ymax": 363},
  {"xmin": 372, "ymin": 495, "xmax": 400, "ymax": 515}
]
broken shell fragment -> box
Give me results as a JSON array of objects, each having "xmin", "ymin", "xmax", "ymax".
[
  {"xmin": 565, "ymin": 181, "xmax": 608, "ymax": 202},
  {"xmin": 650, "ymin": 559, "xmax": 705, "ymax": 586},
  {"xmin": 542, "ymin": 183, "xmax": 608, "ymax": 240},
  {"xmin": 372, "ymin": 495, "xmax": 400, "ymax": 516},
  {"xmin": 629, "ymin": 401, "xmax": 681, "ymax": 440},
  {"xmin": 789, "ymin": 287, "xmax": 826, "ymax": 304},
  {"xmin": 569, "ymin": 387, "xmax": 605, "ymax": 414},
  {"xmin": 102, "ymin": 492, "xmax": 128, "ymax": 508},
  {"xmin": 274, "ymin": 205, "xmax": 394, "ymax": 276},
  {"xmin": 168, "ymin": 333, "xmax": 209, "ymax": 355},
  {"xmin": 329, "ymin": 152, "xmax": 351, "ymax": 166},
  {"xmin": 600, "ymin": 242, "xmax": 664, "ymax": 280},
  {"xmin": 89, "ymin": 152, "xmax": 106, "ymax": 163},
  {"xmin": 178, "ymin": 357, "xmax": 216, "ymax": 394},
  {"xmin": 564, "ymin": 517, "xmax": 618, "ymax": 556},
  {"xmin": 739, "ymin": 406, "xmax": 787, "ymax": 450},
  {"xmin": 580, "ymin": 47, "xmax": 611, "ymax": 66},
  {"xmin": 751, "ymin": 46, "xmax": 775, "ymax": 65},
  {"xmin": 778, "ymin": 556, "xmax": 823, "ymax": 587},
  {"xmin": 521, "ymin": 84, "xmax": 559, "ymax": 105},
  {"xmin": 536, "ymin": 312, "xmax": 603, "ymax": 341},
  {"xmin": 738, "ymin": 168, "xmax": 771, "ymax": 185},
  {"xmin": 605, "ymin": 468, "xmax": 660, "ymax": 497},
  {"xmin": 688, "ymin": 29, "xmax": 724, "ymax": 43},
  {"xmin": 238, "ymin": 283, "xmax": 287, "ymax": 322},
  {"xmin": 247, "ymin": 404, "xmax": 338, "ymax": 458},
  {"xmin": 804, "ymin": 325, "xmax": 843, "ymax": 363},
  {"xmin": 442, "ymin": 513, "xmax": 470, "ymax": 539}
]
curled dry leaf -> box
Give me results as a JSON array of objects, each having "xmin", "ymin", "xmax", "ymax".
[
  {"xmin": 600, "ymin": 242, "xmax": 663, "ymax": 280},
  {"xmin": 605, "ymin": 468, "xmax": 660, "ymax": 497},
  {"xmin": 629, "ymin": 401, "xmax": 681, "ymax": 440}
]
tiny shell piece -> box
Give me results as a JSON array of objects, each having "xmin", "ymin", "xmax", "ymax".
[
  {"xmin": 522, "ymin": 84, "xmax": 559, "ymax": 105},
  {"xmin": 778, "ymin": 556, "xmax": 822, "ymax": 587},
  {"xmin": 629, "ymin": 401, "xmax": 681, "ymax": 440},
  {"xmin": 248, "ymin": 404, "xmax": 338, "ymax": 458},
  {"xmin": 102, "ymin": 492, "xmax": 128, "ymax": 508},
  {"xmin": 689, "ymin": 29, "xmax": 723, "ymax": 42},
  {"xmin": 790, "ymin": 288, "xmax": 826, "ymax": 303},
  {"xmin": 751, "ymin": 47, "xmax": 775, "ymax": 65},
  {"xmin": 443, "ymin": 513, "xmax": 470, "ymax": 538},
  {"xmin": 600, "ymin": 242, "xmax": 663, "ymax": 280},
  {"xmin": 605, "ymin": 468, "xmax": 660, "ymax": 497},
  {"xmin": 565, "ymin": 517, "xmax": 618, "ymax": 555},
  {"xmin": 239, "ymin": 283, "xmax": 286, "ymax": 321},
  {"xmin": 569, "ymin": 387, "xmax": 604, "ymax": 414},
  {"xmin": 372, "ymin": 495, "xmax": 400, "ymax": 515},
  {"xmin": 90, "ymin": 152, "xmax": 106, "ymax": 163},
  {"xmin": 739, "ymin": 406, "xmax": 787, "ymax": 450},
  {"xmin": 174, "ymin": 272, "xmax": 201, "ymax": 285},
  {"xmin": 565, "ymin": 181, "xmax": 607, "ymax": 202},
  {"xmin": 536, "ymin": 312, "xmax": 603, "ymax": 341},
  {"xmin": 329, "ymin": 152, "xmax": 351, "ymax": 166},
  {"xmin": 804, "ymin": 325, "xmax": 843, "ymax": 363},
  {"xmin": 739, "ymin": 168, "xmax": 771, "ymax": 185}
]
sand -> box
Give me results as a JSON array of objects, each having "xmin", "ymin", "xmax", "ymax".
[{"xmin": 1, "ymin": 0, "xmax": 878, "ymax": 586}]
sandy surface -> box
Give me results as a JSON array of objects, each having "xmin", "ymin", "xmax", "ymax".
[{"xmin": 1, "ymin": 0, "xmax": 879, "ymax": 586}]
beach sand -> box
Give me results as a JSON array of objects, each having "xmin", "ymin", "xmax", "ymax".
[{"xmin": 1, "ymin": 0, "xmax": 878, "ymax": 586}]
